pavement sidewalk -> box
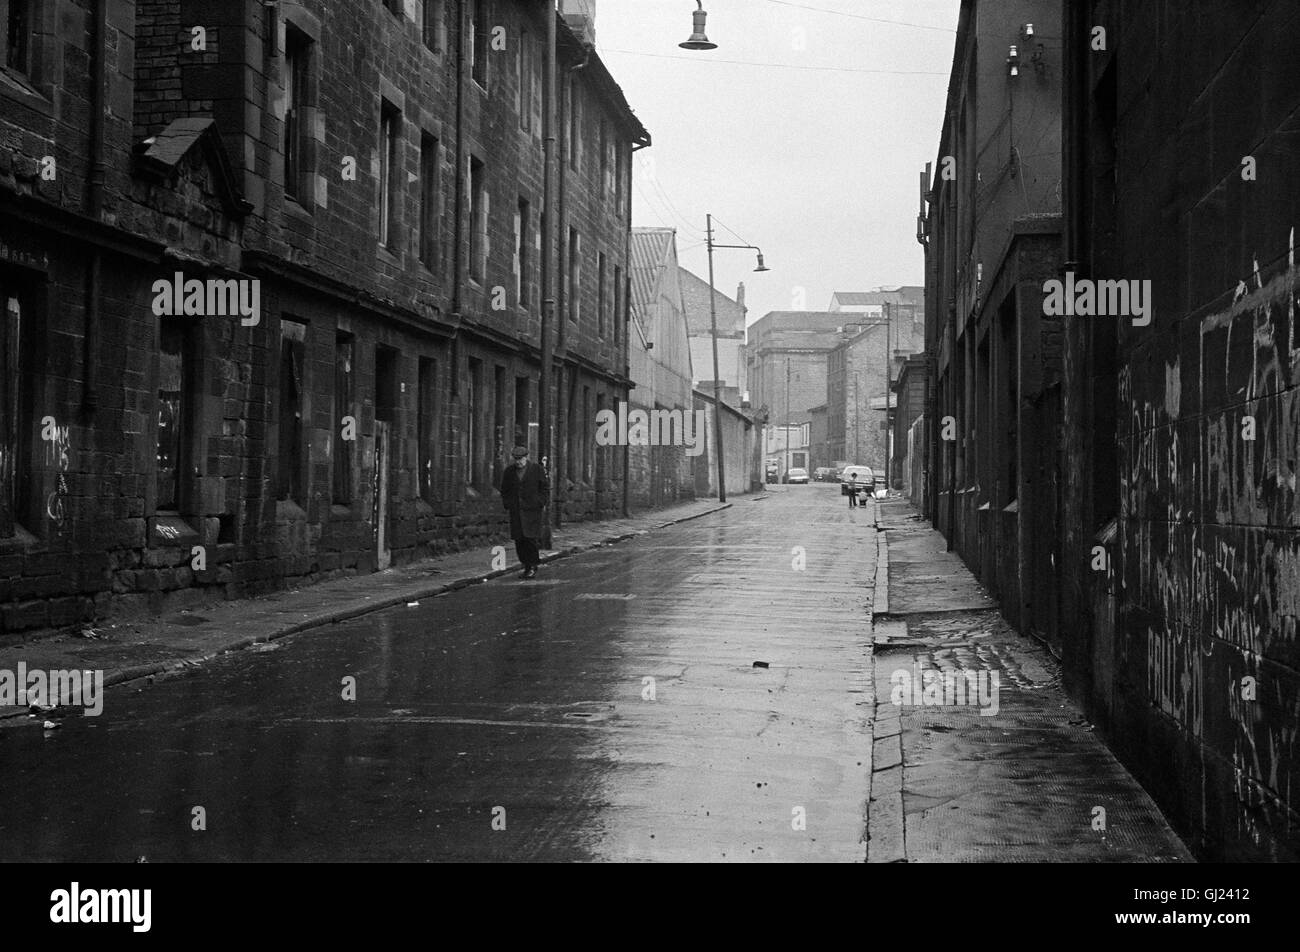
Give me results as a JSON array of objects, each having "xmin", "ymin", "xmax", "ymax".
[
  {"xmin": 865, "ymin": 496, "xmax": 1194, "ymax": 863},
  {"xmin": 0, "ymin": 496, "xmax": 735, "ymax": 718}
]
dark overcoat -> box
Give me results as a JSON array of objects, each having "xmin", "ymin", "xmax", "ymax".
[{"xmin": 499, "ymin": 461, "xmax": 550, "ymax": 541}]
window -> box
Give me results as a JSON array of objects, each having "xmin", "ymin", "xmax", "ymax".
[
  {"xmin": 277, "ymin": 318, "xmax": 308, "ymax": 503},
  {"xmin": 422, "ymin": 0, "xmax": 442, "ymax": 51},
  {"xmin": 530, "ymin": 34, "xmax": 542, "ymax": 134},
  {"xmin": 613, "ymin": 264, "xmax": 622, "ymax": 346},
  {"xmin": 493, "ymin": 366, "xmax": 506, "ymax": 485},
  {"xmin": 567, "ymin": 376, "xmax": 578, "ymax": 480},
  {"xmin": 470, "ymin": 0, "xmax": 489, "ymax": 87},
  {"xmin": 513, "ymin": 376, "xmax": 530, "ymax": 452},
  {"xmin": 466, "ymin": 358, "xmax": 482, "ymax": 485},
  {"xmin": 0, "ymin": 281, "xmax": 35, "ymax": 536},
  {"xmin": 598, "ymin": 121, "xmax": 607, "ymax": 197},
  {"xmin": 156, "ymin": 318, "xmax": 191, "ymax": 511},
  {"xmin": 469, "ymin": 155, "xmax": 486, "ymax": 284},
  {"xmin": 379, "ymin": 100, "xmax": 401, "ymax": 249},
  {"xmin": 333, "ymin": 333, "xmax": 354, "ymax": 505},
  {"xmin": 283, "ymin": 27, "xmax": 311, "ymax": 204},
  {"xmin": 569, "ymin": 81, "xmax": 582, "ymax": 171},
  {"xmin": 567, "ymin": 228, "xmax": 580, "ymax": 322},
  {"xmin": 516, "ymin": 29, "xmax": 528, "ymax": 129},
  {"xmin": 3, "ymin": 0, "xmax": 31, "ymax": 74},
  {"xmin": 514, "ymin": 197, "xmax": 529, "ymax": 307},
  {"xmin": 615, "ymin": 143, "xmax": 627, "ymax": 217},
  {"xmin": 595, "ymin": 392, "xmax": 607, "ymax": 484},
  {"xmin": 582, "ymin": 386, "xmax": 591, "ymax": 482},
  {"xmin": 1001, "ymin": 302, "xmax": 1018, "ymax": 505},
  {"xmin": 375, "ymin": 346, "xmax": 399, "ymax": 424},
  {"xmin": 420, "ymin": 133, "xmax": 439, "ymax": 269},
  {"xmin": 418, "ymin": 358, "xmax": 437, "ymax": 502},
  {"xmin": 597, "ymin": 252, "xmax": 606, "ymax": 337}
]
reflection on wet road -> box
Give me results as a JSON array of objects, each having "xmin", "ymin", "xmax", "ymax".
[{"xmin": 0, "ymin": 486, "xmax": 878, "ymax": 861}]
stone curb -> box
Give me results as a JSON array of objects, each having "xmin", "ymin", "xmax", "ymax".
[
  {"xmin": 866, "ymin": 502, "xmax": 905, "ymax": 862},
  {"xmin": 872, "ymin": 525, "xmax": 890, "ymax": 619},
  {"xmin": 1, "ymin": 502, "xmax": 731, "ymax": 719}
]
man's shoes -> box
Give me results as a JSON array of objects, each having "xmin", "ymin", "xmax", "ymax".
[{"xmin": 522, "ymin": 567, "xmax": 537, "ymax": 579}]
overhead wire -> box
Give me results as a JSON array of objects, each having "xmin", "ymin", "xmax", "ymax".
[
  {"xmin": 634, "ymin": 180, "xmax": 705, "ymax": 240},
  {"xmin": 763, "ymin": 0, "xmax": 957, "ymax": 34},
  {"xmin": 650, "ymin": 176, "xmax": 706, "ymax": 239},
  {"xmin": 601, "ymin": 48, "xmax": 947, "ymax": 76}
]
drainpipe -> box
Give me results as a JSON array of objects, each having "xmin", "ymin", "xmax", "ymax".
[
  {"xmin": 445, "ymin": 0, "xmax": 469, "ymax": 507},
  {"xmin": 83, "ymin": 0, "xmax": 108, "ymax": 416},
  {"xmin": 624, "ymin": 142, "xmax": 647, "ymax": 517},
  {"xmin": 946, "ymin": 185, "xmax": 957, "ymax": 551},
  {"xmin": 451, "ymin": 0, "xmax": 468, "ymax": 366},
  {"xmin": 550, "ymin": 44, "xmax": 590, "ymax": 527},
  {"xmin": 541, "ymin": 2, "xmax": 556, "ymax": 523}
]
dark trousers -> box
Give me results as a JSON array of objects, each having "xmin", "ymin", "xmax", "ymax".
[
  {"xmin": 848, "ymin": 489, "xmax": 858, "ymax": 508},
  {"xmin": 515, "ymin": 537, "xmax": 540, "ymax": 569}
]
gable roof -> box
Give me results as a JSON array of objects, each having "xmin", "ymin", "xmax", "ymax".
[
  {"xmin": 133, "ymin": 117, "xmax": 253, "ymax": 218},
  {"xmin": 678, "ymin": 267, "xmax": 745, "ymax": 336},
  {"xmin": 629, "ymin": 227, "xmax": 677, "ymax": 311},
  {"xmin": 829, "ymin": 286, "xmax": 924, "ymax": 308}
]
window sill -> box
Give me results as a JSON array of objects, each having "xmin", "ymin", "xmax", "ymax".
[
  {"xmin": 377, "ymin": 245, "xmax": 401, "ymax": 266},
  {"xmin": 284, "ymin": 196, "xmax": 314, "ymax": 221},
  {"xmin": 149, "ymin": 514, "xmax": 200, "ymax": 547},
  {"xmin": 0, "ymin": 67, "xmax": 52, "ymax": 114}
]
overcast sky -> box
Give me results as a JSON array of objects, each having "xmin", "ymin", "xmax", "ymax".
[{"xmin": 592, "ymin": 0, "xmax": 960, "ymax": 325}]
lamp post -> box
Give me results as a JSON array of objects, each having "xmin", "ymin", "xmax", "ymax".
[
  {"xmin": 679, "ymin": 1, "xmax": 718, "ymax": 50},
  {"xmin": 704, "ymin": 214, "xmax": 768, "ymax": 502}
]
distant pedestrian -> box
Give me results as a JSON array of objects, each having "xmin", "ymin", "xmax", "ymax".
[
  {"xmin": 500, "ymin": 446, "xmax": 550, "ymax": 579},
  {"xmin": 847, "ymin": 475, "xmax": 859, "ymax": 508}
]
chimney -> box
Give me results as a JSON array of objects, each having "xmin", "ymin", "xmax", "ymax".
[
  {"xmin": 736, "ymin": 282, "xmax": 746, "ymax": 309},
  {"xmin": 560, "ymin": 0, "xmax": 597, "ymax": 45}
]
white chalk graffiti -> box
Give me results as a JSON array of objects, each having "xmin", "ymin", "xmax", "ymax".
[{"xmin": 41, "ymin": 418, "xmax": 71, "ymax": 535}]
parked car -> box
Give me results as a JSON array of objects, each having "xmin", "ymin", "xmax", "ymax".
[
  {"xmin": 812, "ymin": 467, "xmax": 837, "ymax": 482},
  {"xmin": 786, "ymin": 467, "xmax": 809, "ymax": 484},
  {"xmin": 839, "ymin": 465, "xmax": 874, "ymax": 496}
]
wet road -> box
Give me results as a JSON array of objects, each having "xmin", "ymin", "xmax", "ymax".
[{"xmin": 0, "ymin": 484, "xmax": 878, "ymax": 862}]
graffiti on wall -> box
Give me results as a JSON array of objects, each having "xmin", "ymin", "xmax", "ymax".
[
  {"xmin": 41, "ymin": 416, "xmax": 71, "ymax": 538},
  {"xmin": 1122, "ymin": 227, "xmax": 1300, "ymax": 847}
]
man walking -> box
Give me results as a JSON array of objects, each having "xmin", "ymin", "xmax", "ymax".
[
  {"xmin": 500, "ymin": 446, "xmax": 550, "ymax": 579},
  {"xmin": 847, "ymin": 474, "xmax": 859, "ymax": 508}
]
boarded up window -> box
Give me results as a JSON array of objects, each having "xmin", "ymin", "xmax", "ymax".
[
  {"xmin": 156, "ymin": 318, "xmax": 188, "ymax": 510},
  {"xmin": 334, "ymin": 332, "xmax": 354, "ymax": 505},
  {"xmin": 277, "ymin": 318, "xmax": 307, "ymax": 502}
]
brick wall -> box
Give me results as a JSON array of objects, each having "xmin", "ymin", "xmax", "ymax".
[
  {"xmin": 0, "ymin": 0, "xmax": 645, "ymax": 637},
  {"xmin": 1059, "ymin": 0, "xmax": 1300, "ymax": 861}
]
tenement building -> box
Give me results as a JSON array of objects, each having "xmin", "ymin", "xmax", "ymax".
[
  {"xmin": 922, "ymin": 0, "xmax": 1062, "ymax": 634},
  {"xmin": 924, "ymin": 0, "xmax": 1300, "ymax": 861},
  {"xmin": 0, "ymin": 0, "xmax": 648, "ymax": 634},
  {"xmin": 1055, "ymin": 0, "xmax": 1300, "ymax": 862}
]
